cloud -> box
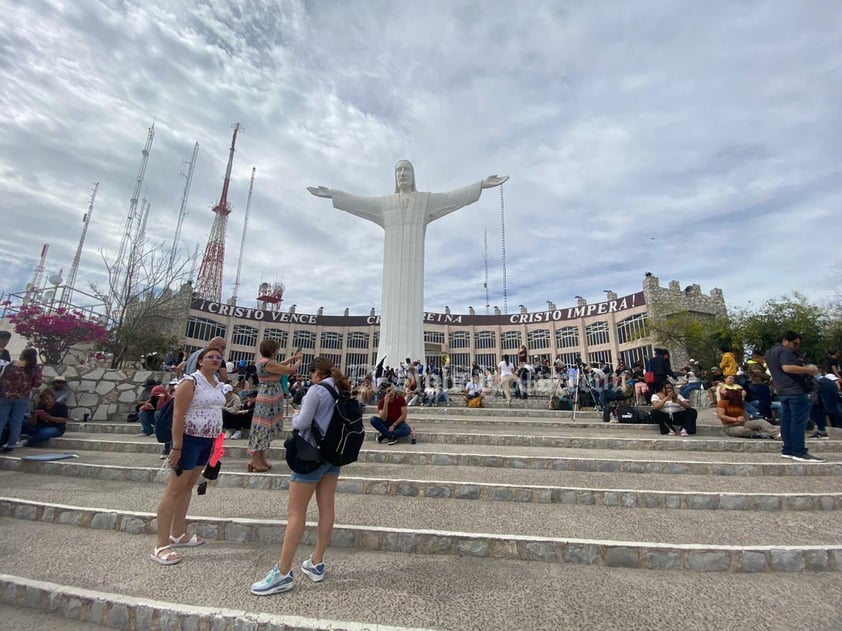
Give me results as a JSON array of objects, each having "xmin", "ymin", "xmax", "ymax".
[{"xmin": 1, "ymin": 0, "xmax": 840, "ymax": 318}]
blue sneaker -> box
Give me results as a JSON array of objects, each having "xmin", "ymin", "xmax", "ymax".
[
  {"xmin": 301, "ymin": 556, "xmax": 325, "ymax": 582},
  {"xmin": 250, "ymin": 565, "xmax": 293, "ymax": 596}
]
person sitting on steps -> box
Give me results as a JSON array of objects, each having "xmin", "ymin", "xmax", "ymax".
[
  {"xmin": 464, "ymin": 374, "xmax": 484, "ymax": 407},
  {"xmin": 370, "ymin": 384, "xmax": 410, "ymax": 445},
  {"xmin": 717, "ymin": 384, "xmax": 780, "ymax": 439},
  {"xmin": 650, "ymin": 383, "xmax": 697, "ymax": 436}
]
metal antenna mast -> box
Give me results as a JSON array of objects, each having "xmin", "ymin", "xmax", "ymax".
[
  {"xmin": 111, "ymin": 124, "xmax": 155, "ymax": 317},
  {"xmin": 61, "ymin": 182, "xmax": 99, "ymax": 308},
  {"xmin": 499, "ymin": 184, "xmax": 508, "ymax": 314},
  {"xmin": 483, "ymin": 229, "xmax": 490, "ymax": 315},
  {"xmin": 128, "ymin": 198, "xmax": 151, "ymax": 294},
  {"xmin": 170, "ymin": 142, "xmax": 199, "ymax": 269},
  {"xmin": 196, "ymin": 123, "xmax": 241, "ymax": 302},
  {"xmin": 231, "ymin": 166, "xmax": 255, "ymax": 304},
  {"xmin": 25, "ymin": 244, "xmax": 49, "ymax": 304}
]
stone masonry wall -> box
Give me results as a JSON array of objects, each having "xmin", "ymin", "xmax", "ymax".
[{"xmin": 42, "ymin": 365, "xmax": 168, "ymax": 421}]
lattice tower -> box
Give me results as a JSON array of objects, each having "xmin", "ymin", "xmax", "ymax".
[
  {"xmin": 112, "ymin": 124, "xmax": 155, "ymax": 316},
  {"xmin": 25, "ymin": 244, "xmax": 49, "ymax": 304},
  {"xmin": 128, "ymin": 198, "xmax": 151, "ymax": 295},
  {"xmin": 231, "ymin": 166, "xmax": 255, "ymax": 304},
  {"xmin": 499, "ymin": 184, "xmax": 508, "ymax": 314},
  {"xmin": 195, "ymin": 123, "xmax": 241, "ymax": 302},
  {"xmin": 60, "ymin": 182, "xmax": 99, "ymax": 308},
  {"xmin": 170, "ymin": 142, "xmax": 199, "ymax": 269}
]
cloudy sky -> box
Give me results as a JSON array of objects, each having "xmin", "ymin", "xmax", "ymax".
[{"xmin": 1, "ymin": 0, "xmax": 840, "ymax": 318}]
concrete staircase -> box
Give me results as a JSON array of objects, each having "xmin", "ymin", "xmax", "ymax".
[{"xmin": 1, "ymin": 402, "xmax": 841, "ymax": 630}]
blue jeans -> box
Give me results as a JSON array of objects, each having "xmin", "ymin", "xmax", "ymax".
[
  {"xmin": 21, "ymin": 424, "xmax": 65, "ymax": 446},
  {"xmin": 747, "ymin": 384, "xmax": 772, "ymax": 418},
  {"xmin": 370, "ymin": 416, "xmax": 411, "ymax": 440},
  {"xmin": 138, "ymin": 409, "xmax": 155, "ymax": 435},
  {"xmin": 778, "ymin": 394, "xmax": 811, "ymax": 457},
  {"xmin": 0, "ymin": 398, "xmax": 30, "ymax": 448},
  {"xmin": 679, "ymin": 382, "xmax": 701, "ymax": 399}
]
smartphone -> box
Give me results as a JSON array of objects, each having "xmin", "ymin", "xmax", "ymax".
[
  {"xmin": 174, "ymin": 465, "xmax": 183, "ymax": 476},
  {"xmin": 295, "ymin": 347, "xmax": 302, "ymax": 355}
]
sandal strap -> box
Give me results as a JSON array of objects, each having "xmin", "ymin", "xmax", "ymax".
[{"xmin": 153, "ymin": 545, "xmax": 177, "ymax": 557}]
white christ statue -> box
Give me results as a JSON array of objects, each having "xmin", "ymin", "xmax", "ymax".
[{"xmin": 308, "ymin": 160, "xmax": 508, "ymax": 366}]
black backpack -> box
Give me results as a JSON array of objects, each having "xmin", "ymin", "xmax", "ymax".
[
  {"xmin": 312, "ymin": 382, "xmax": 365, "ymax": 466},
  {"xmin": 154, "ymin": 375, "xmax": 195, "ymax": 443}
]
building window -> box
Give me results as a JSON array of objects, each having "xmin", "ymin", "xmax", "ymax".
[
  {"xmin": 474, "ymin": 330, "xmax": 496, "ymax": 349},
  {"xmin": 616, "ymin": 313, "xmax": 649, "ymax": 345},
  {"xmin": 373, "ymin": 332, "xmax": 379, "ymax": 349},
  {"xmin": 185, "ymin": 317, "xmax": 225, "ymax": 342},
  {"xmin": 475, "ymin": 353, "xmax": 497, "ymax": 371},
  {"xmin": 527, "ymin": 329, "xmax": 550, "ymax": 350},
  {"xmin": 448, "ymin": 352, "xmax": 471, "ymax": 372},
  {"xmin": 347, "ymin": 332, "xmax": 369, "ymax": 349},
  {"xmin": 620, "ymin": 346, "xmax": 653, "ymax": 369},
  {"xmin": 263, "ymin": 328, "xmax": 288, "ymax": 348},
  {"xmin": 556, "ymin": 326, "xmax": 579, "ymax": 349},
  {"xmin": 232, "ymin": 324, "xmax": 258, "ymax": 347},
  {"xmin": 228, "ymin": 349, "xmax": 253, "ymax": 365},
  {"xmin": 293, "ymin": 330, "xmax": 316, "ymax": 350},
  {"xmin": 587, "ymin": 350, "xmax": 613, "ymax": 366},
  {"xmin": 424, "ymin": 331, "xmax": 445, "ymax": 345},
  {"xmin": 345, "ymin": 352, "xmax": 369, "ymax": 379},
  {"xmin": 449, "ymin": 331, "xmax": 470, "ymax": 349},
  {"xmin": 585, "ymin": 321, "xmax": 610, "ymax": 346},
  {"xmin": 320, "ymin": 331, "xmax": 343, "ymax": 350},
  {"xmin": 556, "ymin": 352, "xmax": 581, "ymax": 367},
  {"xmin": 500, "ymin": 331, "xmax": 521, "ymax": 351}
]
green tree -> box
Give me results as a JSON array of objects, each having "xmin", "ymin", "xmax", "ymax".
[{"xmin": 647, "ymin": 311, "xmax": 732, "ymax": 369}]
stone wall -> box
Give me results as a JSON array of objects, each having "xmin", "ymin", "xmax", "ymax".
[{"xmin": 43, "ymin": 365, "xmax": 168, "ymax": 421}]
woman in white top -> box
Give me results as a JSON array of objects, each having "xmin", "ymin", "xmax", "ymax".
[
  {"xmin": 497, "ymin": 354, "xmax": 516, "ymax": 406},
  {"xmin": 250, "ymin": 356, "xmax": 352, "ymax": 596},
  {"xmin": 151, "ymin": 346, "xmax": 225, "ymax": 565}
]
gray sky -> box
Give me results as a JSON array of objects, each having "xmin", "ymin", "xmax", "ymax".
[{"xmin": 1, "ymin": 0, "xmax": 840, "ymax": 316}]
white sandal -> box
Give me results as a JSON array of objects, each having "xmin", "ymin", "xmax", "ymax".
[
  {"xmin": 150, "ymin": 545, "xmax": 181, "ymax": 565},
  {"xmin": 170, "ymin": 533, "xmax": 204, "ymax": 548}
]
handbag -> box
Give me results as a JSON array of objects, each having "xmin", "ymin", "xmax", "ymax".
[
  {"xmin": 644, "ymin": 359, "xmax": 655, "ymax": 384},
  {"xmin": 283, "ymin": 429, "xmax": 322, "ymax": 474}
]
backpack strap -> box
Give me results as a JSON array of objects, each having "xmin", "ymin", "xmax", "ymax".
[
  {"xmin": 315, "ymin": 382, "xmax": 339, "ymax": 400},
  {"xmin": 309, "ymin": 382, "xmax": 339, "ymax": 444}
]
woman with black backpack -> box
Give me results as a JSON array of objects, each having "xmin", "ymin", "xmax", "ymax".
[{"xmin": 250, "ymin": 356, "xmax": 351, "ymax": 596}]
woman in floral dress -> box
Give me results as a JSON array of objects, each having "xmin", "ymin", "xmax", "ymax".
[{"xmin": 247, "ymin": 339, "xmax": 302, "ymax": 472}]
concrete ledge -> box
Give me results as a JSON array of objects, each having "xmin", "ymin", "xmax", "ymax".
[
  {"xmin": 46, "ymin": 438, "xmax": 842, "ymax": 477},
  {"xmin": 2, "ymin": 498, "xmax": 839, "ymax": 572},
  {"xmin": 0, "ymin": 574, "xmax": 429, "ymax": 630},
  {"xmin": 2, "ymin": 457, "xmax": 840, "ymax": 511}
]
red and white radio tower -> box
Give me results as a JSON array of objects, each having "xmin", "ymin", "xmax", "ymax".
[{"xmin": 195, "ymin": 123, "xmax": 241, "ymax": 302}]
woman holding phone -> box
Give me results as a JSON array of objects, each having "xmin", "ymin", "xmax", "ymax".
[{"xmin": 151, "ymin": 346, "xmax": 225, "ymax": 565}]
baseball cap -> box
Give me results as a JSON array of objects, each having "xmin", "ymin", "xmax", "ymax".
[{"xmin": 222, "ymin": 384, "xmax": 233, "ymax": 394}]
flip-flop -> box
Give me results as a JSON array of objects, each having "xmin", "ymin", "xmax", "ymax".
[
  {"xmin": 169, "ymin": 533, "xmax": 204, "ymax": 548},
  {"xmin": 150, "ymin": 545, "xmax": 181, "ymax": 565}
]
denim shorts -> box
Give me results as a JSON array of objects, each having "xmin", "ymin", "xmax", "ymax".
[
  {"xmin": 176, "ymin": 434, "xmax": 214, "ymax": 471},
  {"xmin": 289, "ymin": 461, "xmax": 341, "ymax": 483}
]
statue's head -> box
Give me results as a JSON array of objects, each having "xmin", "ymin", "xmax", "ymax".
[{"xmin": 394, "ymin": 160, "xmax": 416, "ymax": 193}]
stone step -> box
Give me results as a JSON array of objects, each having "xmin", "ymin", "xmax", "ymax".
[
  {"xmin": 3, "ymin": 523, "xmax": 841, "ymax": 630},
  {"xmin": 4, "ymin": 471, "xmax": 842, "ymax": 545},
  {"xmin": 4, "ymin": 453, "xmax": 838, "ymax": 511},
  {"xmin": 66, "ymin": 422, "xmax": 842, "ymax": 453},
  {"xmin": 43, "ymin": 435, "xmax": 842, "ymax": 477},
  {"xmin": 2, "ymin": 496, "xmax": 840, "ymax": 571}
]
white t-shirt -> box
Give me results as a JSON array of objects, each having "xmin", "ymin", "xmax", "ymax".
[
  {"xmin": 650, "ymin": 392, "xmax": 689, "ymax": 415},
  {"xmin": 498, "ymin": 360, "xmax": 515, "ymax": 377}
]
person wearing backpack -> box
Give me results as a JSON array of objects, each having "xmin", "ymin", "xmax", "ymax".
[
  {"xmin": 151, "ymin": 347, "xmax": 225, "ymax": 565},
  {"xmin": 251, "ymin": 356, "xmax": 351, "ymax": 596}
]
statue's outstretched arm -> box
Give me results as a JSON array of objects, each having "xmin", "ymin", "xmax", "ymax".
[
  {"xmin": 426, "ymin": 180, "xmax": 484, "ymax": 223},
  {"xmin": 308, "ymin": 187, "xmax": 384, "ymax": 227}
]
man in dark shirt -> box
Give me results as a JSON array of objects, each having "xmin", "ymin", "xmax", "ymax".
[
  {"xmin": 0, "ymin": 331, "xmax": 11, "ymax": 366},
  {"xmin": 22, "ymin": 390, "xmax": 68, "ymax": 447},
  {"xmin": 370, "ymin": 385, "xmax": 410, "ymax": 445},
  {"xmin": 766, "ymin": 331, "xmax": 822, "ymax": 463}
]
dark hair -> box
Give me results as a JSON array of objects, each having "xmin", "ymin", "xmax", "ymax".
[
  {"xmin": 781, "ymin": 331, "xmax": 801, "ymax": 343},
  {"xmin": 721, "ymin": 388, "xmax": 744, "ymax": 407},
  {"xmin": 196, "ymin": 346, "xmax": 222, "ymax": 370},
  {"xmin": 719, "ymin": 345, "xmax": 731, "ymax": 353},
  {"xmin": 21, "ymin": 348, "xmax": 38, "ymax": 374},
  {"xmin": 40, "ymin": 389, "xmax": 56, "ymax": 404},
  {"xmin": 502, "ymin": 354, "xmax": 511, "ymax": 366},
  {"xmin": 259, "ymin": 338, "xmax": 280, "ymax": 358},
  {"xmin": 308, "ymin": 356, "xmax": 351, "ymax": 395},
  {"xmin": 0, "ymin": 331, "xmax": 11, "ymax": 340}
]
